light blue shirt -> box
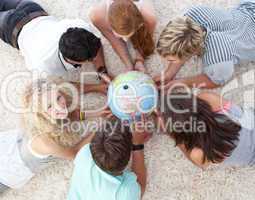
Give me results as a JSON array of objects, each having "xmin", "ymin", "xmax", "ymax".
[{"xmin": 68, "ymin": 144, "xmax": 141, "ymax": 200}]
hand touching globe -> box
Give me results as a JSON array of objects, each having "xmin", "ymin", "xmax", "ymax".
[{"xmin": 107, "ymin": 71, "xmax": 158, "ymax": 122}]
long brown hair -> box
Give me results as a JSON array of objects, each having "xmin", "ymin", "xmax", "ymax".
[
  {"xmin": 161, "ymin": 93, "xmax": 241, "ymax": 164},
  {"xmin": 109, "ymin": 0, "xmax": 155, "ymax": 57}
]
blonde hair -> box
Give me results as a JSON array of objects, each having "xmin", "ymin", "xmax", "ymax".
[
  {"xmin": 157, "ymin": 17, "xmax": 206, "ymax": 59},
  {"xmin": 22, "ymin": 78, "xmax": 81, "ymax": 147},
  {"xmin": 109, "ymin": 0, "xmax": 154, "ymax": 57}
]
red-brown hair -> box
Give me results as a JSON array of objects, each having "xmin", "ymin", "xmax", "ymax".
[{"xmin": 109, "ymin": 0, "xmax": 155, "ymax": 58}]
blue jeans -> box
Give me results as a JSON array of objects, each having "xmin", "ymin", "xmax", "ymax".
[{"xmin": 0, "ymin": 0, "xmax": 47, "ymax": 48}]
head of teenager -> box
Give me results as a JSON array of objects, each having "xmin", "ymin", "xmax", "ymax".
[
  {"xmin": 22, "ymin": 78, "xmax": 81, "ymax": 146},
  {"xmin": 157, "ymin": 17, "xmax": 206, "ymax": 64},
  {"xmin": 160, "ymin": 93, "xmax": 241, "ymax": 164},
  {"xmin": 109, "ymin": 0, "xmax": 154, "ymax": 57},
  {"xmin": 90, "ymin": 119, "xmax": 132, "ymax": 176},
  {"xmin": 59, "ymin": 27, "xmax": 102, "ymax": 65},
  {"xmin": 23, "ymin": 79, "xmax": 70, "ymax": 121}
]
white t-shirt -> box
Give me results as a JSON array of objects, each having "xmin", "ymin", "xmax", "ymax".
[
  {"xmin": 0, "ymin": 130, "xmax": 34, "ymax": 189},
  {"xmin": 18, "ymin": 16, "xmax": 97, "ymax": 76}
]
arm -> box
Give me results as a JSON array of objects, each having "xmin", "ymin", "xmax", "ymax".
[
  {"xmin": 71, "ymin": 82, "xmax": 108, "ymax": 94},
  {"xmin": 160, "ymin": 74, "xmax": 219, "ymax": 91},
  {"xmin": 168, "ymin": 61, "xmax": 235, "ymax": 90},
  {"xmin": 31, "ymin": 133, "xmax": 95, "ymax": 160},
  {"xmin": 197, "ymin": 92, "xmax": 229, "ymax": 112},
  {"xmin": 154, "ymin": 61, "xmax": 185, "ymax": 84},
  {"xmin": 132, "ymin": 133, "xmax": 147, "ymax": 196},
  {"xmin": 132, "ymin": 148, "xmax": 146, "ymax": 196},
  {"xmin": 177, "ymin": 74, "xmax": 219, "ymax": 89},
  {"xmin": 89, "ymin": 7, "xmax": 133, "ymax": 70},
  {"xmin": 131, "ymin": 113, "xmax": 148, "ymax": 196},
  {"xmin": 92, "ymin": 46, "xmax": 107, "ymax": 73}
]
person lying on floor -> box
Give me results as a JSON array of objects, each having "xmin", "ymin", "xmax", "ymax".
[
  {"xmin": 0, "ymin": 0, "xmax": 110, "ymax": 81},
  {"xmin": 68, "ymin": 117, "xmax": 148, "ymax": 200},
  {"xmin": 156, "ymin": 0, "xmax": 255, "ymax": 90},
  {"xmin": 156, "ymin": 92, "xmax": 255, "ymax": 169}
]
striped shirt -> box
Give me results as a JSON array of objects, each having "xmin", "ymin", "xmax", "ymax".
[{"xmin": 185, "ymin": 1, "xmax": 255, "ymax": 85}]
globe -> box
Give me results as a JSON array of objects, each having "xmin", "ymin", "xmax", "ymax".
[{"xmin": 108, "ymin": 71, "xmax": 158, "ymax": 122}]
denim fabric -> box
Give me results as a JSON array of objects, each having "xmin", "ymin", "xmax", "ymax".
[{"xmin": 0, "ymin": 0, "xmax": 46, "ymax": 48}]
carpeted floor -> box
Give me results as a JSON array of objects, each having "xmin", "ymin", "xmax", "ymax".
[{"xmin": 1, "ymin": 0, "xmax": 255, "ymax": 199}]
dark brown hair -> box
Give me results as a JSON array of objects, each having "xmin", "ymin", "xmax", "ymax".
[
  {"xmin": 109, "ymin": 0, "xmax": 155, "ymax": 57},
  {"xmin": 90, "ymin": 119, "xmax": 132, "ymax": 175},
  {"xmin": 161, "ymin": 93, "xmax": 241, "ymax": 164}
]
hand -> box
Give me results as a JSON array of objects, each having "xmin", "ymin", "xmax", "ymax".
[
  {"xmin": 134, "ymin": 60, "xmax": 146, "ymax": 73},
  {"xmin": 97, "ymin": 83, "xmax": 109, "ymax": 94},
  {"xmin": 124, "ymin": 66, "xmax": 134, "ymax": 72},
  {"xmin": 69, "ymin": 109, "xmax": 82, "ymax": 121},
  {"xmin": 158, "ymin": 79, "xmax": 179, "ymax": 91},
  {"xmin": 131, "ymin": 113, "xmax": 151, "ymax": 144},
  {"xmin": 153, "ymin": 74, "xmax": 162, "ymax": 85},
  {"xmin": 98, "ymin": 73, "xmax": 112, "ymax": 84},
  {"xmin": 82, "ymin": 106, "xmax": 113, "ymax": 119},
  {"xmin": 153, "ymin": 72, "xmax": 171, "ymax": 86},
  {"xmin": 99, "ymin": 107, "xmax": 113, "ymax": 118}
]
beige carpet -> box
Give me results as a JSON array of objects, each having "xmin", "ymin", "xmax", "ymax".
[{"xmin": 1, "ymin": 0, "xmax": 255, "ymax": 199}]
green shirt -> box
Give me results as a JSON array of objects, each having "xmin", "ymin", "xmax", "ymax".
[{"xmin": 68, "ymin": 144, "xmax": 141, "ymax": 200}]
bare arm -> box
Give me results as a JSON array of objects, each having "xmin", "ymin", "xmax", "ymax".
[
  {"xmin": 131, "ymin": 114, "xmax": 148, "ymax": 196},
  {"xmin": 71, "ymin": 82, "xmax": 108, "ymax": 94},
  {"xmin": 90, "ymin": 6, "xmax": 133, "ymax": 70},
  {"xmin": 197, "ymin": 92, "xmax": 229, "ymax": 112},
  {"xmin": 160, "ymin": 74, "xmax": 219, "ymax": 91},
  {"xmin": 31, "ymin": 133, "xmax": 95, "ymax": 160},
  {"xmin": 132, "ymin": 132, "xmax": 147, "ymax": 196},
  {"xmin": 177, "ymin": 74, "xmax": 219, "ymax": 89},
  {"xmin": 132, "ymin": 149, "xmax": 146, "ymax": 196},
  {"xmin": 93, "ymin": 46, "xmax": 107, "ymax": 72},
  {"xmin": 154, "ymin": 61, "xmax": 184, "ymax": 84}
]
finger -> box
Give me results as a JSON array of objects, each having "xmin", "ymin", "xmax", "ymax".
[
  {"xmin": 141, "ymin": 113, "xmax": 145, "ymax": 123},
  {"xmin": 131, "ymin": 112, "xmax": 136, "ymax": 122},
  {"xmin": 102, "ymin": 76, "xmax": 111, "ymax": 84},
  {"xmin": 153, "ymin": 108, "xmax": 159, "ymax": 115},
  {"xmin": 153, "ymin": 76, "xmax": 161, "ymax": 83},
  {"xmin": 158, "ymin": 83, "xmax": 170, "ymax": 90},
  {"xmin": 99, "ymin": 73, "xmax": 111, "ymax": 84},
  {"xmin": 102, "ymin": 109, "xmax": 112, "ymax": 115},
  {"xmin": 105, "ymin": 113, "xmax": 114, "ymax": 119}
]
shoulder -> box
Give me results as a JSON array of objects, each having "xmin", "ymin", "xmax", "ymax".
[
  {"xmin": 74, "ymin": 144, "xmax": 91, "ymax": 164},
  {"xmin": 204, "ymin": 32, "xmax": 234, "ymax": 61},
  {"xmin": 89, "ymin": 2, "xmax": 107, "ymax": 25},
  {"xmin": 185, "ymin": 6, "xmax": 216, "ymax": 25},
  {"xmin": 59, "ymin": 18, "xmax": 95, "ymax": 34},
  {"xmin": 185, "ymin": 6, "xmax": 228, "ymax": 30},
  {"xmin": 197, "ymin": 92, "xmax": 229, "ymax": 112},
  {"xmin": 116, "ymin": 171, "xmax": 141, "ymax": 200}
]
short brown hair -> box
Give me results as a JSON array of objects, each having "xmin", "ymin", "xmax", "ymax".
[
  {"xmin": 90, "ymin": 119, "xmax": 132, "ymax": 175},
  {"xmin": 157, "ymin": 17, "xmax": 206, "ymax": 59}
]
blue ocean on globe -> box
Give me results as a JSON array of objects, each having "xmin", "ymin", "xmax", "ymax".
[{"xmin": 107, "ymin": 71, "xmax": 158, "ymax": 122}]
